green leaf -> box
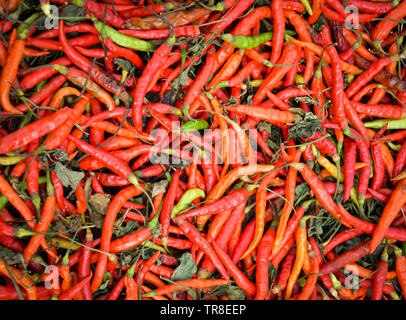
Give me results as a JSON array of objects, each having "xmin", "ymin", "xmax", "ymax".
[
  {"xmin": 98, "ymin": 271, "xmax": 112, "ymax": 290},
  {"xmin": 170, "ymin": 252, "xmax": 197, "ymax": 282},
  {"xmin": 294, "ymin": 183, "xmax": 311, "ymax": 207},
  {"xmin": 55, "ymin": 162, "xmax": 84, "ymax": 192},
  {"xmin": 114, "ymin": 220, "xmax": 140, "ymax": 237}
]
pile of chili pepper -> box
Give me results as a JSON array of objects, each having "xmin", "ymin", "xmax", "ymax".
[{"xmin": 1, "ymin": 0, "xmax": 406, "ymax": 301}]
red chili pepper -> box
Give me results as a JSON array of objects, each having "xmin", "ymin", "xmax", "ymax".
[
  {"xmin": 296, "ymin": 245, "xmax": 319, "ymax": 300},
  {"xmin": 174, "ymin": 189, "xmax": 248, "ymax": 222},
  {"xmin": 272, "ymin": 248, "xmax": 296, "ymax": 295},
  {"xmin": 226, "ymin": 105, "xmax": 295, "ymax": 124},
  {"xmin": 0, "ymin": 259, "xmax": 37, "ymax": 300},
  {"xmin": 0, "ymin": 26, "xmax": 29, "ymax": 114},
  {"xmin": 292, "ymin": 163, "xmax": 351, "ymax": 227},
  {"xmin": 346, "ymin": 57, "xmax": 394, "ymax": 98},
  {"xmin": 0, "ymin": 107, "xmax": 72, "ymax": 154},
  {"xmin": 319, "ymin": 239, "xmax": 371, "ymax": 275},
  {"xmin": 370, "ymin": 177, "xmax": 406, "ymax": 252},
  {"xmin": 270, "ymin": 0, "xmax": 284, "ymax": 64},
  {"xmin": 84, "ymin": 0, "xmax": 125, "ymax": 29},
  {"xmin": 323, "ymin": 229, "xmax": 364, "ymax": 255},
  {"xmin": 371, "ymin": 247, "xmax": 388, "ymax": 300},
  {"xmin": 66, "ymin": 135, "xmax": 140, "ymax": 188},
  {"xmin": 396, "ymin": 251, "xmax": 406, "ymax": 297},
  {"xmin": 372, "ymin": 0, "xmax": 406, "ymax": 42},
  {"xmin": 58, "ymin": 20, "xmax": 130, "ymax": 105},
  {"xmin": 159, "ymin": 169, "xmax": 180, "ymax": 246},
  {"xmin": 394, "ymin": 139, "xmax": 406, "ymax": 178},
  {"xmin": 285, "ymin": 216, "xmax": 310, "ymax": 299},
  {"xmin": 132, "ymin": 35, "xmax": 175, "ymax": 131},
  {"xmin": 91, "ymin": 184, "xmax": 145, "ymax": 292},
  {"xmin": 23, "ymin": 182, "xmax": 56, "ymax": 263},
  {"xmin": 78, "ymin": 231, "xmax": 94, "ymax": 300},
  {"xmin": 338, "ymin": 204, "xmax": 406, "ymax": 241},
  {"xmin": 120, "ymin": 25, "xmax": 200, "ymax": 39},
  {"xmin": 59, "ymin": 274, "xmax": 92, "ymax": 300},
  {"xmin": 253, "ymin": 44, "xmax": 301, "ymax": 105}
]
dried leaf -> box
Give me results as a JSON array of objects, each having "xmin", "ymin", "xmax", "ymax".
[
  {"xmin": 55, "ymin": 162, "xmax": 84, "ymax": 192},
  {"xmin": 170, "ymin": 252, "xmax": 197, "ymax": 282},
  {"xmin": 151, "ymin": 180, "xmax": 169, "ymax": 197}
]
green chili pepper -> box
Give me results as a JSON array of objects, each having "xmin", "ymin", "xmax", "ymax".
[
  {"xmin": 249, "ymin": 79, "xmax": 263, "ymax": 87},
  {"xmin": 0, "ymin": 195, "xmax": 8, "ymax": 212},
  {"xmin": 350, "ymin": 30, "xmax": 364, "ymax": 51},
  {"xmin": 300, "ymin": 0, "xmax": 313, "ymax": 16},
  {"xmin": 91, "ymin": 15, "xmax": 156, "ymax": 52},
  {"xmin": 387, "ymin": 142, "xmax": 402, "ymax": 151},
  {"xmin": 220, "ymin": 30, "xmax": 297, "ymax": 49},
  {"xmin": 220, "ymin": 32, "xmax": 274, "ymax": 49},
  {"xmin": 295, "ymin": 74, "xmax": 304, "ymax": 87},
  {"xmin": 171, "ymin": 188, "xmax": 206, "ymax": 218},
  {"xmin": 180, "ymin": 119, "xmax": 209, "ymax": 132},
  {"xmin": 0, "ymin": 156, "xmax": 25, "ymax": 166},
  {"xmin": 364, "ymin": 118, "xmax": 406, "ymax": 129},
  {"xmin": 144, "ymin": 240, "xmax": 168, "ymax": 253}
]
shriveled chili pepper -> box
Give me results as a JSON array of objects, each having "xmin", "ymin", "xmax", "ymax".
[
  {"xmin": 120, "ymin": 24, "xmax": 200, "ymax": 39},
  {"xmin": 58, "ymin": 20, "xmax": 130, "ymax": 105}
]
